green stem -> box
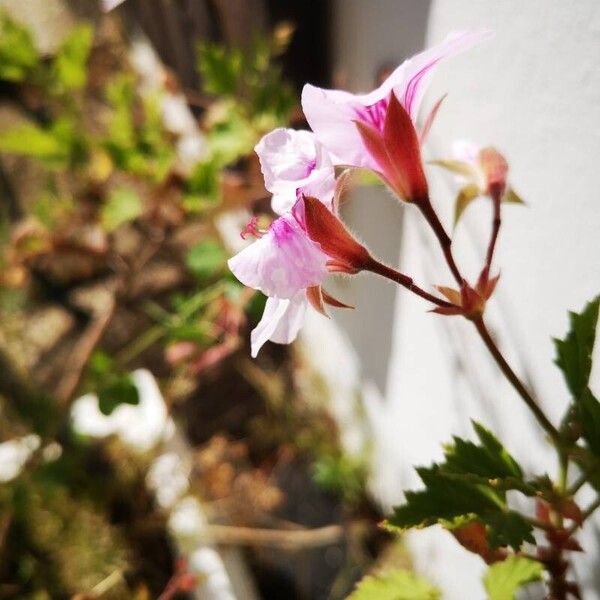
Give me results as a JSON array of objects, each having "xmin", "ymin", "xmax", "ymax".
[{"xmin": 115, "ymin": 325, "xmax": 165, "ymax": 366}]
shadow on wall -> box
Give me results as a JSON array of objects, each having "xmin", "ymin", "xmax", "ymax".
[{"xmin": 329, "ymin": 0, "xmax": 432, "ymax": 396}]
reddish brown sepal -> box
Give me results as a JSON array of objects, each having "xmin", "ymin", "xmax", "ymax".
[{"xmin": 303, "ymin": 196, "xmax": 372, "ymax": 274}]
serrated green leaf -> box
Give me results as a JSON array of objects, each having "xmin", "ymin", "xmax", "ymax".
[
  {"xmin": 100, "ymin": 187, "xmax": 143, "ymax": 232},
  {"xmin": 484, "ymin": 511, "xmax": 535, "ymax": 549},
  {"xmin": 185, "ymin": 240, "xmax": 226, "ymax": 280},
  {"xmin": 578, "ymin": 388, "xmax": 600, "ymax": 456},
  {"xmin": 385, "ymin": 422, "xmax": 533, "ymax": 551},
  {"xmin": 453, "ymin": 183, "xmax": 481, "ymax": 225},
  {"xmin": 554, "ymin": 296, "xmax": 599, "ymax": 398},
  {"xmin": 348, "ymin": 569, "xmax": 440, "ymax": 600},
  {"xmin": 503, "ymin": 187, "xmax": 524, "ymax": 205},
  {"xmin": 53, "ymin": 24, "xmax": 93, "ymax": 91},
  {"xmin": 483, "ymin": 556, "xmax": 543, "ymax": 600},
  {"xmin": 444, "ymin": 422, "xmax": 523, "ymax": 480}
]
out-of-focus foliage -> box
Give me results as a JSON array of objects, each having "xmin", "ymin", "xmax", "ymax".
[
  {"xmin": 0, "ymin": 10, "xmax": 379, "ymax": 599},
  {"xmin": 483, "ymin": 556, "xmax": 543, "ymax": 600},
  {"xmin": 347, "ymin": 569, "xmax": 440, "ymax": 600}
]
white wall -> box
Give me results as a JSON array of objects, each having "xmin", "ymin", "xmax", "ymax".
[{"xmin": 332, "ymin": 1, "xmax": 600, "ymax": 597}]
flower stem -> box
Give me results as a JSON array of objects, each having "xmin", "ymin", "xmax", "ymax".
[
  {"xmin": 366, "ymin": 258, "xmax": 455, "ymax": 308},
  {"xmin": 485, "ymin": 192, "xmax": 502, "ymax": 272},
  {"xmin": 472, "ymin": 316, "xmax": 563, "ymax": 446},
  {"xmin": 416, "ymin": 196, "xmax": 462, "ymax": 284}
]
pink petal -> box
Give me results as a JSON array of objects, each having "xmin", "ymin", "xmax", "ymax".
[
  {"xmin": 302, "ymin": 30, "xmax": 492, "ymax": 169},
  {"xmin": 399, "ymin": 30, "xmax": 494, "ymax": 119},
  {"xmin": 228, "ymin": 215, "xmax": 328, "ymax": 299},
  {"xmin": 250, "ymin": 293, "xmax": 307, "ymax": 357},
  {"xmin": 302, "ymin": 84, "xmax": 380, "ymax": 170}
]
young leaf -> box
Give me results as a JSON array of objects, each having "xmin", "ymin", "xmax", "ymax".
[
  {"xmin": 554, "ymin": 296, "xmax": 599, "ymax": 398},
  {"xmin": 483, "ymin": 556, "xmax": 543, "ymax": 600},
  {"xmin": 348, "ymin": 569, "xmax": 440, "ymax": 600},
  {"xmin": 100, "ymin": 187, "xmax": 143, "ymax": 232},
  {"xmin": 185, "ymin": 240, "xmax": 226, "ymax": 280},
  {"xmin": 454, "ymin": 183, "xmax": 480, "ymax": 226}
]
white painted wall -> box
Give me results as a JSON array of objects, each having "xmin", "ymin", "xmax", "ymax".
[{"xmin": 331, "ymin": 1, "xmax": 600, "ymax": 597}]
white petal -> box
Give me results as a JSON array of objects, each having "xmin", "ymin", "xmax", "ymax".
[
  {"xmin": 250, "ymin": 293, "xmax": 307, "ymax": 357},
  {"xmin": 255, "ymin": 128, "xmax": 321, "ymax": 193}
]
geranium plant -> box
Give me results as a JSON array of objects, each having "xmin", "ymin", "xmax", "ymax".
[{"xmin": 228, "ymin": 30, "xmax": 600, "ymax": 599}]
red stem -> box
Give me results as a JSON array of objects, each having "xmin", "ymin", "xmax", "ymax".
[
  {"xmin": 485, "ymin": 187, "xmax": 503, "ymax": 272},
  {"xmin": 416, "ymin": 196, "xmax": 462, "ymax": 284},
  {"xmin": 366, "ymin": 258, "xmax": 454, "ymax": 308}
]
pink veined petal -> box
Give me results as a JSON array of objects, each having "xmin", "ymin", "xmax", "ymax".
[
  {"xmin": 227, "ymin": 215, "xmax": 328, "ymax": 299},
  {"xmin": 250, "ymin": 293, "xmax": 307, "ymax": 357},
  {"xmin": 302, "ymin": 30, "xmax": 492, "ymax": 169},
  {"xmin": 399, "ymin": 30, "xmax": 494, "ymax": 119},
  {"xmin": 302, "ymin": 84, "xmax": 380, "ymax": 170}
]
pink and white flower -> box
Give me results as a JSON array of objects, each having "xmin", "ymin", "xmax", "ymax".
[
  {"xmin": 301, "ymin": 30, "xmax": 493, "ymax": 172},
  {"xmin": 228, "ymin": 208, "xmax": 329, "ymax": 300},
  {"xmin": 254, "ymin": 128, "xmax": 336, "ymax": 215}
]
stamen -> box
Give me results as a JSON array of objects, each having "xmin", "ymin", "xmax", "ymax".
[{"xmin": 240, "ymin": 216, "xmax": 263, "ymax": 240}]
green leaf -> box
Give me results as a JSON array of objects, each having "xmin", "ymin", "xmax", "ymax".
[
  {"xmin": 185, "ymin": 240, "xmax": 226, "ymax": 280},
  {"xmin": 100, "ymin": 187, "xmax": 143, "ymax": 232},
  {"xmin": 88, "ymin": 351, "xmax": 140, "ymax": 416},
  {"xmin": 0, "ymin": 122, "xmax": 67, "ymax": 160},
  {"xmin": 503, "ymin": 187, "xmax": 525, "ymax": 205},
  {"xmin": 98, "ymin": 375, "xmax": 139, "ymax": 416},
  {"xmin": 53, "ymin": 24, "xmax": 93, "ymax": 91},
  {"xmin": 385, "ymin": 422, "xmax": 533, "ymax": 551},
  {"xmin": 578, "ymin": 388, "xmax": 600, "ymax": 456},
  {"xmin": 454, "ymin": 183, "xmax": 481, "ymax": 226},
  {"xmin": 348, "ymin": 569, "xmax": 440, "ymax": 600},
  {"xmin": 444, "ymin": 422, "xmax": 523, "ymax": 480},
  {"xmin": 554, "ymin": 296, "xmax": 600, "ymax": 398},
  {"xmin": 483, "ymin": 556, "xmax": 543, "ymax": 600},
  {"xmin": 0, "ymin": 12, "xmax": 38, "ymax": 82}
]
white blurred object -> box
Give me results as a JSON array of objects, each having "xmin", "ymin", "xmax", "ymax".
[
  {"xmin": 146, "ymin": 451, "xmax": 191, "ymax": 509},
  {"xmin": 101, "ymin": 0, "xmax": 127, "ymax": 12},
  {"xmin": 70, "ymin": 369, "xmax": 174, "ymax": 452},
  {"xmin": 129, "ymin": 35, "xmax": 208, "ymax": 172},
  {"xmin": 0, "ymin": 434, "xmax": 40, "ymax": 482}
]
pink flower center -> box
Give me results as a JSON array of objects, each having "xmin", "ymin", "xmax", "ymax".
[
  {"xmin": 270, "ymin": 217, "xmax": 296, "ymax": 246},
  {"xmin": 355, "ymin": 97, "xmax": 389, "ymax": 133}
]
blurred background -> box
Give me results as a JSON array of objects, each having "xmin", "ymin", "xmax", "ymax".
[{"xmin": 0, "ymin": 1, "xmax": 599, "ymax": 599}]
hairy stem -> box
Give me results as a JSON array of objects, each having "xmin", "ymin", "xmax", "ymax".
[
  {"xmin": 416, "ymin": 196, "xmax": 462, "ymax": 284},
  {"xmin": 366, "ymin": 258, "xmax": 455, "ymax": 308}
]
